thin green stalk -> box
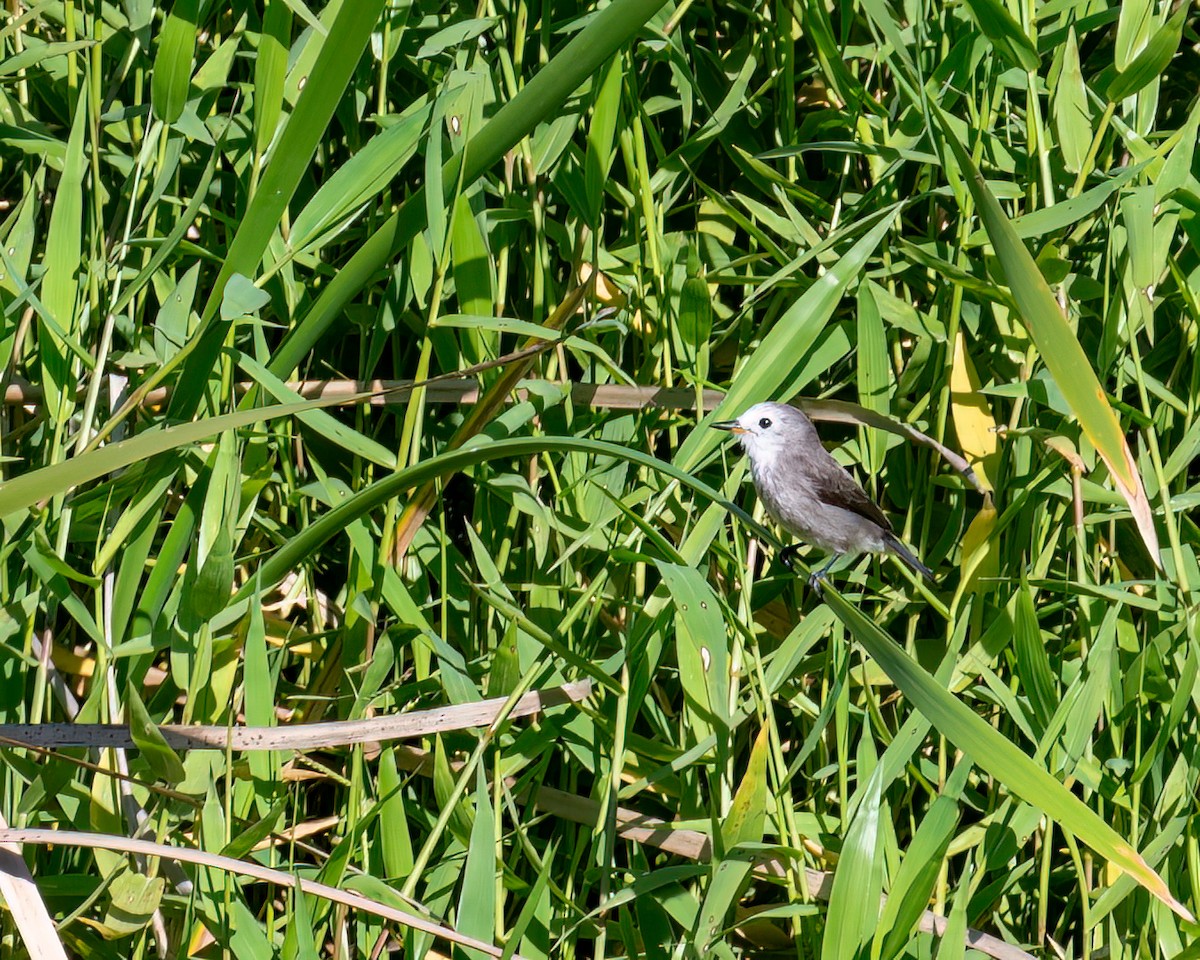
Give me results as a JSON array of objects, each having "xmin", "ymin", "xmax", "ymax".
[
  {"xmin": 1126, "ymin": 326, "xmax": 1189, "ymax": 591},
  {"xmin": 399, "ymin": 662, "xmax": 548, "ymax": 899},
  {"xmin": 1071, "ymin": 101, "xmax": 1117, "ymax": 197}
]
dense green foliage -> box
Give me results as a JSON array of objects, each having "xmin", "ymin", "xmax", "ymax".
[{"xmin": 2, "ymin": 0, "xmax": 1199, "ymax": 956}]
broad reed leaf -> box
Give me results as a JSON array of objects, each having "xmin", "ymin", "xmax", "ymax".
[
  {"xmin": 254, "ymin": 0, "xmax": 292, "ymax": 155},
  {"xmin": 934, "ymin": 109, "xmax": 1161, "ymax": 567},
  {"xmin": 1012, "ymin": 582, "xmax": 1058, "ymax": 735},
  {"xmin": 584, "ymin": 56, "xmax": 623, "ymax": 228},
  {"xmin": 378, "ymin": 748, "xmax": 415, "ymax": 880},
  {"xmin": 1053, "ymin": 29, "xmax": 1091, "ymax": 174},
  {"xmin": 39, "ymin": 93, "xmax": 87, "ymax": 422},
  {"xmin": 151, "ymin": 0, "xmax": 199, "ymax": 123},
  {"xmin": 457, "ymin": 766, "xmax": 496, "ymax": 958},
  {"xmin": 100, "ymin": 870, "xmax": 164, "ymax": 940},
  {"xmin": 825, "ymin": 588, "xmax": 1193, "ymax": 922},
  {"xmin": 856, "ymin": 283, "xmax": 890, "ymax": 474},
  {"xmin": 721, "ymin": 726, "xmax": 770, "ymax": 851},
  {"xmin": 286, "ymin": 105, "xmax": 430, "ymax": 256},
  {"xmin": 655, "ymin": 561, "xmax": 730, "ymax": 743},
  {"xmin": 824, "ymin": 764, "xmax": 885, "ymax": 960},
  {"xmin": 450, "ymin": 194, "xmax": 494, "ymax": 328}
]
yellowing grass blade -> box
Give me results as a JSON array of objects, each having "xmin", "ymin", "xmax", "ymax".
[
  {"xmin": 933, "ymin": 107, "xmax": 1161, "ymax": 568},
  {"xmin": 955, "ymin": 496, "xmax": 999, "ymax": 606},
  {"xmin": 949, "ymin": 329, "xmax": 998, "ymax": 492}
]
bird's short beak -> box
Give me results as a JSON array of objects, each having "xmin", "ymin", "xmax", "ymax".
[{"xmin": 711, "ymin": 420, "xmax": 745, "ymax": 435}]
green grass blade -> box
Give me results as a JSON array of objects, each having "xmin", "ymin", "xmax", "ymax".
[
  {"xmin": 253, "ymin": 0, "xmax": 292, "ymax": 156},
  {"xmin": 824, "ymin": 588, "xmax": 1193, "ymax": 922},
  {"xmin": 457, "ymin": 766, "xmax": 497, "ymax": 959},
  {"xmin": 286, "ymin": 105, "xmax": 430, "ymax": 256},
  {"xmin": 824, "ymin": 764, "xmax": 885, "ymax": 960},
  {"xmin": 1053, "ymin": 28, "xmax": 1091, "ymax": 174},
  {"xmin": 151, "ymin": 0, "xmax": 199, "ymax": 123},
  {"xmin": 675, "ymin": 207, "xmax": 898, "ymax": 471},
  {"xmin": 263, "ymin": 0, "xmax": 673, "ymax": 379},
  {"xmin": 958, "ymin": 0, "xmax": 1038, "ymax": 71},
  {"xmin": 39, "ymin": 93, "xmax": 87, "ymax": 424},
  {"xmin": 1105, "ymin": 4, "xmax": 1187, "ymax": 103},
  {"xmin": 125, "ymin": 685, "xmax": 187, "ymax": 784},
  {"xmin": 655, "ymin": 561, "xmax": 730, "ymax": 743},
  {"xmin": 171, "ymin": 0, "xmax": 388, "ymax": 416}
]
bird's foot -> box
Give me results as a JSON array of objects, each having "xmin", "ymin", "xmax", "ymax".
[
  {"xmin": 807, "ymin": 555, "xmax": 840, "ymax": 597},
  {"xmin": 779, "ymin": 545, "xmax": 800, "ymax": 572}
]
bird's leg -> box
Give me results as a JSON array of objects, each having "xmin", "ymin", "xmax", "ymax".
[
  {"xmin": 807, "ymin": 554, "xmax": 840, "ymax": 595},
  {"xmin": 779, "ymin": 545, "xmax": 801, "ymax": 571}
]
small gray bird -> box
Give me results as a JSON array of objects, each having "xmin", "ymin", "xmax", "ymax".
[{"xmin": 712, "ymin": 401, "xmax": 933, "ymax": 591}]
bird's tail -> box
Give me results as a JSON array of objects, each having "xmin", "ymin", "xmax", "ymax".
[{"xmin": 884, "ymin": 534, "xmax": 934, "ymax": 583}]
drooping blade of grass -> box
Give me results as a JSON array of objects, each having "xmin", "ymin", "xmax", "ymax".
[
  {"xmin": 263, "ymin": 0, "xmax": 673, "ymax": 380},
  {"xmin": 1105, "ymin": 4, "xmax": 1187, "ymax": 103},
  {"xmin": 230, "ymin": 436, "xmax": 779, "ymax": 607},
  {"xmin": 235, "ymin": 351, "xmax": 397, "ymax": 467},
  {"xmin": 932, "ymin": 107, "xmax": 1161, "ymax": 567},
  {"xmin": 0, "ymin": 394, "xmax": 376, "ymax": 517},
  {"xmin": 2, "ymin": 412, "xmax": 774, "ymax": 577},
  {"xmin": 125, "ymin": 685, "xmax": 186, "ymax": 784},
  {"xmin": 958, "ymin": 0, "xmax": 1038, "ymax": 72},
  {"xmin": 823, "ymin": 588, "xmax": 1193, "ymax": 922}
]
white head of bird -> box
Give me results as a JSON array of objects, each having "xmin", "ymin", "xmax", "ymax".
[{"xmin": 711, "ymin": 401, "xmax": 819, "ymax": 473}]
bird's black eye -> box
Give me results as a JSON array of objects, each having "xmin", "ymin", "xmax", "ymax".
[{"xmin": 758, "ymin": 417, "xmax": 772, "ymax": 429}]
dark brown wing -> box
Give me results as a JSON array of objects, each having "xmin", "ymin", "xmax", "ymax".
[{"xmin": 811, "ymin": 461, "xmax": 893, "ymax": 533}]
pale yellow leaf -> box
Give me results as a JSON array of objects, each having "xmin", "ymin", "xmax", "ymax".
[{"xmin": 949, "ymin": 330, "xmax": 998, "ymax": 492}]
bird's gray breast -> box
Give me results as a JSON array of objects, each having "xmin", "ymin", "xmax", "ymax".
[{"xmin": 750, "ymin": 453, "xmax": 889, "ymax": 555}]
